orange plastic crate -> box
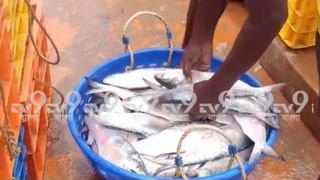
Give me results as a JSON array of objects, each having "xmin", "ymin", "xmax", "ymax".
[
  {"xmin": 0, "ymin": 110, "xmax": 14, "ymax": 180},
  {"xmin": 18, "ymin": 4, "xmax": 43, "ymax": 95},
  {"xmin": 22, "ymin": 91, "xmax": 46, "ymax": 154},
  {"xmin": 7, "ymin": 74, "xmax": 22, "ymax": 129},
  {"xmin": 23, "ymin": 73, "xmax": 48, "ymax": 154},
  {"xmin": 43, "ymin": 65, "xmax": 52, "ymax": 103},
  {"xmin": 2, "ymin": 64, "xmax": 15, "ymax": 110},
  {"xmin": 0, "ymin": 75, "xmax": 22, "ymax": 180},
  {"xmin": 35, "ymin": 120, "xmax": 48, "ymax": 171},
  {"xmin": 32, "ymin": 30, "xmax": 45, "ymax": 79},
  {"xmin": 39, "ymin": 103, "xmax": 49, "ymax": 130},
  {"xmin": 26, "ymin": 87, "xmax": 49, "ymax": 179},
  {"xmin": 34, "ymin": 36, "xmax": 49, "ymax": 92},
  {"xmin": 23, "ymin": 29, "xmax": 49, "ymax": 154},
  {"xmin": 0, "ymin": 140, "xmax": 14, "ymax": 180},
  {"xmin": 19, "ymin": 38, "xmax": 35, "ymax": 102},
  {"xmin": 26, "ymin": 115, "xmax": 48, "ymax": 180},
  {"xmin": 0, "ymin": 28, "xmax": 13, "ymax": 81}
]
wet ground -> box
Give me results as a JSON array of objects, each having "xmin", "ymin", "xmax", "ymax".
[{"xmin": 42, "ymin": 0, "xmax": 320, "ymax": 179}]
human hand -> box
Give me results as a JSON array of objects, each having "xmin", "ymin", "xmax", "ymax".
[
  {"xmin": 188, "ymin": 80, "xmax": 222, "ymax": 120},
  {"xmin": 181, "ymin": 41, "xmax": 212, "ymax": 82}
]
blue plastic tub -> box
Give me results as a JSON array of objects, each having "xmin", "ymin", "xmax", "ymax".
[{"xmin": 68, "ymin": 48, "xmax": 278, "ymax": 180}]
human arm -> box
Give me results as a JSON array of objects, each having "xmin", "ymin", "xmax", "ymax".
[
  {"xmin": 189, "ymin": 0, "xmax": 288, "ymax": 119},
  {"xmin": 182, "ymin": 0, "xmax": 227, "ymax": 81}
]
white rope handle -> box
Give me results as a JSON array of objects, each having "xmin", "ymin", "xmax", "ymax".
[
  {"xmin": 175, "ymin": 125, "xmax": 247, "ymax": 180},
  {"xmin": 122, "ymin": 11, "xmax": 174, "ymax": 71}
]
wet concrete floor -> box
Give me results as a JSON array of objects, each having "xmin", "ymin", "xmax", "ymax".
[{"xmin": 42, "ymin": 0, "xmax": 320, "ymax": 179}]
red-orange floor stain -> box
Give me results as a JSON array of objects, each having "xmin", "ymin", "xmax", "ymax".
[{"xmin": 45, "ymin": 18, "xmax": 79, "ymax": 51}]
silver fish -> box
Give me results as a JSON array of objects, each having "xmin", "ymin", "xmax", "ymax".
[
  {"xmin": 86, "ymin": 78, "xmax": 137, "ymax": 99},
  {"xmin": 228, "ymin": 83, "xmax": 286, "ymax": 98},
  {"xmin": 233, "ymin": 113, "xmax": 284, "ymax": 163},
  {"xmin": 223, "ymin": 96, "xmax": 280, "ymax": 129},
  {"xmin": 122, "ymin": 94, "xmax": 190, "ymax": 122},
  {"xmin": 153, "ymin": 70, "xmax": 213, "ymax": 89},
  {"xmin": 153, "ymin": 70, "xmax": 250, "ymax": 90},
  {"xmin": 153, "ymin": 71, "xmax": 285, "ymax": 104},
  {"xmin": 133, "ymin": 123, "xmax": 249, "ymax": 175},
  {"xmin": 103, "ymin": 68, "xmax": 181, "ymax": 90},
  {"xmin": 84, "ymin": 68, "xmax": 285, "ymax": 177},
  {"xmin": 156, "ymin": 83, "xmax": 285, "ymax": 106},
  {"xmin": 84, "ymin": 116, "xmax": 148, "ymax": 174},
  {"xmin": 102, "ymin": 68, "xmax": 216, "ymax": 90},
  {"xmin": 92, "ymin": 112, "xmax": 172, "ymax": 137},
  {"xmin": 87, "ymin": 93, "xmax": 171, "ymax": 137},
  {"xmin": 84, "ymin": 93, "xmax": 128, "ymax": 116}
]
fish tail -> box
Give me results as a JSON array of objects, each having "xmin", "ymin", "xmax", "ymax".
[
  {"xmin": 262, "ymin": 144, "xmax": 285, "ymax": 161},
  {"xmin": 257, "ymin": 114, "xmax": 280, "ymax": 129},
  {"xmin": 265, "ymin": 116, "xmax": 280, "ymax": 129},
  {"xmin": 260, "ymin": 83, "xmax": 286, "ymax": 92},
  {"xmin": 248, "ymin": 145, "xmax": 262, "ymax": 164},
  {"xmin": 86, "ymin": 77, "xmax": 104, "ymax": 88},
  {"xmin": 249, "ymin": 144, "xmax": 284, "ymax": 164},
  {"xmin": 142, "ymin": 78, "xmax": 163, "ymax": 90},
  {"xmin": 85, "ymin": 89, "xmax": 106, "ymax": 95}
]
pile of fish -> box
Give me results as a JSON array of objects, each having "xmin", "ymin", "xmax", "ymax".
[{"xmin": 83, "ymin": 68, "xmax": 285, "ymax": 178}]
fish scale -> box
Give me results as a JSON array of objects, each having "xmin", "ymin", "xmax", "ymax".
[{"xmin": 132, "ymin": 123, "xmax": 250, "ymax": 175}]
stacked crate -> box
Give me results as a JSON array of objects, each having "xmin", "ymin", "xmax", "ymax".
[
  {"xmin": 279, "ymin": 0, "xmax": 317, "ymax": 49},
  {"xmin": 0, "ymin": 1, "xmax": 52, "ymax": 180},
  {"xmin": 19, "ymin": 2, "xmax": 52, "ymax": 180},
  {"xmin": 0, "ymin": 0, "xmax": 29, "ymax": 86},
  {"xmin": 0, "ymin": 4, "xmax": 24, "ymax": 180}
]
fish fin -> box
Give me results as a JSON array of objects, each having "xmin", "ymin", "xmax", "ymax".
[
  {"xmin": 86, "ymin": 88, "xmax": 107, "ymax": 95},
  {"xmin": 86, "ymin": 78, "xmax": 117, "ymax": 95},
  {"xmin": 266, "ymin": 116, "xmax": 280, "ymax": 129},
  {"xmin": 258, "ymin": 83, "xmax": 287, "ymax": 92},
  {"xmin": 154, "ymin": 151, "xmax": 186, "ymax": 159},
  {"xmin": 249, "ymin": 143, "xmax": 285, "ymax": 164},
  {"xmin": 262, "ymin": 144, "xmax": 285, "ymax": 161},
  {"xmin": 142, "ymin": 78, "xmax": 163, "ymax": 90},
  {"xmin": 248, "ymin": 144, "xmax": 262, "ymax": 164},
  {"xmin": 198, "ymin": 161, "xmax": 208, "ymax": 168},
  {"xmin": 91, "ymin": 141, "xmax": 99, "ymax": 154},
  {"xmin": 154, "ymin": 75, "xmax": 176, "ymax": 89},
  {"xmin": 86, "ymin": 89, "xmax": 122, "ymax": 100},
  {"xmin": 86, "ymin": 77, "xmax": 106, "ymax": 88},
  {"xmin": 256, "ymin": 115, "xmax": 280, "ymax": 129}
]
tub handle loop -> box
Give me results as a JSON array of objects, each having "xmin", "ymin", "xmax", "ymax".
[
  {"xmin": 174, "ymin": 125, "xmax": 247, "ymax": 180},
  {"xmin": 122, "ymin": 11, "xmax": 174, "ymax": 71}
]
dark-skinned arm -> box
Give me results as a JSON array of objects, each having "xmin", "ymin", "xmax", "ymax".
[
  {"xmin": 182, "ymin": 0, "xmax": 198, "ymax": 48},
  {"xmin": 189, "ymin": 0, "xmax": 288, "ymax": 119},
  {"xmin": 182, "ymin": 0, "xmax": 227, "ymax": 80}
]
